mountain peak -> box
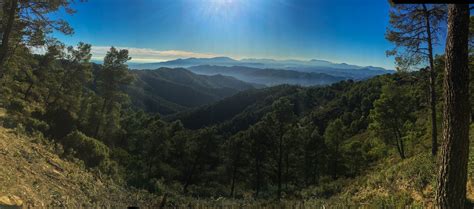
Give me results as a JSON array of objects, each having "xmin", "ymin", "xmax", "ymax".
[{"xmin": 208, "ymin": 56, "xmax": 236, "ymax": 61}]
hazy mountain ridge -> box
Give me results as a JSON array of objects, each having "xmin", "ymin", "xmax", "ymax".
[
  {"xmin": 130, "ymin": 56, "xmax": 393, "ymax": 83},
  {"xmin": 188, "ymin": 65, "xmax": 346, "ymax": 86},
  {"xmin": 286, "ymin": 66, "xmax": 390, "ymax": 79},
  {"xmin": 131, "ymin": 56, "xmax": 392, "ymax": 71}
]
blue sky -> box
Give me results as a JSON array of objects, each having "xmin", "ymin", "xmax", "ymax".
[{"xmin": 51, "ymin": 0, "xmax": 446, "ymax": 69}]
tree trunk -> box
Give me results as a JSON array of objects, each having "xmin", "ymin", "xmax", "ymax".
[
  {"xmin": 94, "ymin": 98, "xmax": 108, "ymax": 138},
  {"xmin": 229, "ymin": 144, "xmax": 241, "ymax": 197},
  {"xmin": 158, "ymin": 193, "xmax": 167, "ymax": 209},
  {"xmin": 277, "ymin": 134, "xmax": 282, "ymax": 200},
  {"xmin": 394, "ymin": 128, "xmax": 405, "ymax": 159},
  {"xmin": 183, "ymin": 161, "xmax": 198, "ymax": 194},
  {"xmin": 285, "ymin": 150, "xmax": 289, "ymax": 190},
  {"xmin": 23, "ymin": 81, "xmax": 34, "ymax": 101},
  {"xmin": 332, "ymin": 144, "xmax": 339, "ymax": 179},
  {"xmin": 399, "ymin": 138, "xmax": 405, "ymax": 159},
  {"xmin": 435, "ymin": 4, "xmax": 470, "ymax": 209},
  {"xmin": 422, "ymin": 4, "xmax": 438, "ymax": 156},
  {"xmin": 230, "ymin": 164, "xmax": 237, "ymax": 197},
  {"xmin": 0, "ymin": 0, "xmax": 18, "ymax": 76},
  {"xmin": 255, "ymin": 155, "xmax": 261, "ymax": 198}
]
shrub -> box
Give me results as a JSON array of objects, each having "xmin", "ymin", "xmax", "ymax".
[
  {"xmin": 62, "ymin": 130, "xmax": 110, "ymax": 168},
  {"xmin": 0, "ymin": 99, "xmax": 50, "ymax": 134}
]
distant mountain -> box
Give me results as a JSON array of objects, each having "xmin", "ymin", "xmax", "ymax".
[
  {"xmin": 134, "ymin": 57, "xmax": 265, "ymax": 69},
  {"xmin": 188, "ymin": 65, "xmax": 346, "ymax": 86},
  {"xmin": 131, "ymin": 56, "xmax": 393, "ymax": 80},
  {"xmin": 127, "ymin": 68, "xmax": 260, "ymax": 115},
  {"xmin": 158, "ymin": 57, "xmax": 236, "ymax": 66},
  {"xmin": 286, "ymin": 66, "xmax": 391, "ymax": 80}
]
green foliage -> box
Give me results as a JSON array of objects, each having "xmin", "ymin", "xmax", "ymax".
[
  {"xmin": 170, "ymin": 85, "xmax": 301, "ymax": 130},
  {"xmin": 62, "ymin": 130, "xmax": 110, "ymax": 168},
  {"xmin": 324, "ymin": 119, "xmax": 346, "ymax": 179},
  {"xmin": 370, "ymin": 78, "xmax": 418, "ymax": 159},
  {"xmin": 385, "ymin": 4, "xmax": 446, "ymax": 70},
  {"xmin": 0, "ymin": 0, "xmax": 77, "ymax": 72}
]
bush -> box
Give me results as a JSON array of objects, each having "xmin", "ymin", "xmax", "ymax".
[
  {"xmin": 7, "ymin": 98, "xmax": 27, "ymax": 115},
  {"xmin": 0, "ymin": 99, "xmax": 50, "ymax": 134},
  {"xmin": 62, "ymin": 130, "xmax": 110, "ymax": 168},
  {"xmin": 37, "ymin": 108, "xmax": 77, "ymax": 139}
]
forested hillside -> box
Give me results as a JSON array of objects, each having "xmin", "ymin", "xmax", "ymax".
[{"xmin": 126, "ymin": 67, "xmax": 260, "ymax": 115}]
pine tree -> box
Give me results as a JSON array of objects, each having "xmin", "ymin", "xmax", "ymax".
[
  {"xmin": 369, "ymin": 80, "xmax": 415, "ymax": 159},
  {"xmin": 93, "ymin": 47, "xmax": 133, "ymax": 141},
  {"xmin": 324, "ymin": 119, "xmax": 345, "ymax": 179},
  {"xmin": 0, "ymin": 0, "xmax": 76, "ymax": 76},
  {"xmin": 386, "ymin": 4, "xmax": 446, "ymax": 156}
]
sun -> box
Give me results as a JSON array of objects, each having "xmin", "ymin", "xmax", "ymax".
[{"xmin": 199, "ymin": 0, "xmax": 243, "ymax": 19}]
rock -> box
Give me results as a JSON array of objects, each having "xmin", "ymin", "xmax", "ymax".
[{"xmin": 0, "ymin": 195, "xmax": 23, "ymax": 208}]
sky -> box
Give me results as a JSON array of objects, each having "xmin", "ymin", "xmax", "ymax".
[{"xmin": 50, "ymin": 0, "xmax": 446, "ymax": 70}]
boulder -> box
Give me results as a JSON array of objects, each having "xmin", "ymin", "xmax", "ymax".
[{"xmin": 0, "ymin": 195, "xmax": 23, "ymax": 209}]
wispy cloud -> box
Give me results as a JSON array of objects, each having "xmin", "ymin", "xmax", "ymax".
[{"xmin": 91, "ymin": 46, "xmax": 220, "ymax": 63}]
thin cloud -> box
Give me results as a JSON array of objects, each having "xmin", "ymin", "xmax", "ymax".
[{"xmin": 91, "ymin": 46, "xmax": 220, "ymax": 63}]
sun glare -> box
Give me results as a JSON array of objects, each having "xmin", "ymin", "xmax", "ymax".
[
  {"xmin": 198, "ymin": 0, "xmax": 245, "ymax": 20},
  {"xmin": 211, "ymin": 0, "xmax": 237, "ymax": 8}
]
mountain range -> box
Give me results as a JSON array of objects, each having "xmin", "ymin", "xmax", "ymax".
[
  {"xmin": 130, "ymin": 57, "xmax": 393, "ymax": 80},
  {"xmin": 125, "ymin": 57, "xmax": 393, "ymax": 115},
  {"xmin": 188, "ymin": 65, "xmax": 345, "ymax": 86}
]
